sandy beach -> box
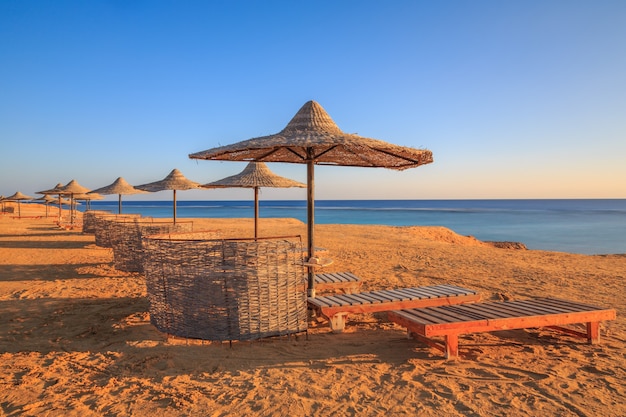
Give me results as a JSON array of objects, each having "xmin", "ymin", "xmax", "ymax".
[{"xmin": 1, "ymin": 203, "xmax": 624, "ymax": 416}]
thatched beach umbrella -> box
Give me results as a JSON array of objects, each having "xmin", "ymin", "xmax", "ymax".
[
  {"xmin": 34, "ymin": 194, "xmax": 57, "ymax": 218},
  {"xmin": 203, "ymin": 162, "xmax": 305, "ymax": 238},
  {"xmin": 89, "ymin": 177, "xmax": 148, "ymax": 214},
  {"xmin": 190, "ymin": 100, "xmax": 433, "ymax": 296},
  {"xmin": 74, "ymin": 192, "xmax": 103, "ymax": 211},
  {"xmin": 135, "ymin": 169, "xmax": 201, "ymax": 224},
  {"xmin": 37, "ymin": 183, "xmax": 66, "ymax": 221},
  {"xmin": 59, "ymin": 180, "xmax": 91, "ymax": 224},
  {"xmin": 6, "ymin": 191, "xmax": 33, "ymax": 218}
]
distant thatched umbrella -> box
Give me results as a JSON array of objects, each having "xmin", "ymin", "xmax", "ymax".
[
  {"xmin": 6, "ymin": 191, "xmax": 33, "ymax": 218},
  {"xmin": 59, "ymin": 180, "xmax": 91, "ymax": 224},
  {"xmin": 35, "ymin": 194, "xmax": 57, "ymax": 218},
  {"xmin": 37, "ymin": 183, "xmax": 66, "ymax": 221},
  {"xmin": 203, "ymin": 162, "xmax": 305, "ymax": 238},
  {"xmin": 89, "ymin": 177, "xmax": 148, "ymax": 214},
  {"xmin": 190, "ymin": 100, "xmax": 433, "ymax": 296},
  {"xmin": 74, "ymin": 192, "xmax": 103, "ymax": 211},
  {"xmin": 135, "ymin": 169, "xmax": 201, "ymax": 224}
]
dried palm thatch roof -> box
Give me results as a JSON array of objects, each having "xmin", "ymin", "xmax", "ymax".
[
  {"xmin": 89, "ymin": 177, "xmax": 148, "ymax": 214},
  {"xmin": 60, "ymin": 179, "xmax": 90, "ymax": 195},
  {"xmin": 189, "ymin": 100, "xmax": 433, "ymax": 169},
  {"xmin": 6, "ymin": 191, "xmax": 33, "ymax": 201},
  {"xmin": 74, "ymin": 193, "xmax": 104, "ymax": 200},
  {"xmin": 135, "ymin": 169, "xmax": 201, "ymax": 223},
  {"xmin": 135, "ymin": 169, "xmax": 201, "ymax": 192},
  {"xmin": 203, "ymin": 162, "xmax": 305, "ymax": 189},
  {"xmin": 35, "ymin": 195, "xmax": 57, "ymax": 203},
  {"xmin": 37, "ymin": 183, "xmax": 65, "ymax": 195},
  {"xmin": 89, "ymin": 177, "xmax": 147, "ymax": 196}
]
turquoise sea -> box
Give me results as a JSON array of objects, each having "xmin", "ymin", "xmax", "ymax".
[{"xmin": 85, "ymin": 199, "xmax": 626, "ymax": 255}]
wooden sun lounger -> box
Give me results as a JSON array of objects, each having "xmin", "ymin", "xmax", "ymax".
[
  {"xmin": 308, "ymin": 284, "xmax": 481, "ymax": 332},
  {"xmin": 314, "ymin": 272, "xmax": 362, "ymax": 294},
  {"xmin": 388, "ymin": 297, "xmax": 616, "ymax": 360}
]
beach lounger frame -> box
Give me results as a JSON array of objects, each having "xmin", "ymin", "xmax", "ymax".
[
  {"xmin": 388, "ymin": 297, "xmax": 616, "ymax": 360},
  {"xmin": 314, "ymin": 272, "xmax": 362, "ymax": 294},
  {"xmin": 308, "ymin": 284, "xmax": 481, "ymax": 332}
]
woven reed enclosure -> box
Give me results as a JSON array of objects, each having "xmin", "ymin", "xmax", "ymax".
[
  {"xmin": 93, "ymin": 214, "xmax": 142, "ymax": 248},
  {"xmin": 110, "ymin": 219, "xmax": 195, "ymax": 272},
  {"xmin": 82, "ymin": 210, "xmax": 111, "ymax": 234},
  {"xmin": 142, "ymin": 233, "xmax": 308, "ymax": 341}
]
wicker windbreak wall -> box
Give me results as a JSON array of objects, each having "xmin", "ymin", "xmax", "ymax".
[
  {"xmin": 142, "ymin": 233, "xmax": 308, "ymax": 341},
  {"xmin": 110, "ymin": 220, "xmax": 195, "ymax": 272},
  {"xmin": 93, "ymin": 214, "xmax": 142, "ymax": 248},
  {"xmin": 82, "ymin": 210, "xmax": 112, "ymax": 234}
]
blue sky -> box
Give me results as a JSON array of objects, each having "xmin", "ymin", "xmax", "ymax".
[{"xmin": 1, "ymin": 1, "xmax": 625, "ymax": 201}]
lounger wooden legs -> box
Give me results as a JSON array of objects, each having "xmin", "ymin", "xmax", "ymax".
[
  {"xmin": 587, "ymin": 322, "xmax": 600, "ymax": 343},
  {"xmin": 445, "ymin": 334, "xmax": 459, "ymax": 359},
  {"xmin": 547, "ymin": 322, "xmax": 602, "ymax": 344},
  {"xmin": 329, "ymin": 313, "xmax": 349, "ymax": 333}
]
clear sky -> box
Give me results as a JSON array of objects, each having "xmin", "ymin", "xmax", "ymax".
[{"xmin": 1, "ymin": 1, "xmax": 625, "ymax": 201}]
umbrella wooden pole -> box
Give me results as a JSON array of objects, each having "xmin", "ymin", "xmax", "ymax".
[
  {"xmin": 307, "ymin": 158, "xmax": 315, "ymax": 297},
  {"xmin": 118, "ymin": 194, "xmax": 122, "ymax": 214},
  {"xmin": 254, "ymin": 187, "xmax": 259, "ymax": 239},
  {"xmin": 173, "ymin": 190, "xmax": 177, "ymax": 225}
]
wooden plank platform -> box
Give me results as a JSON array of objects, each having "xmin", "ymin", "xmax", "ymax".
[
  {"xmin": 308, "ymin": 284, "xmax": 480, "ymax": 332},
  {"xmin": 388, "ymin": 297, "xmax": 617, "ymax": 360},
  {"xmin": 314, "ymin": 272, "xmax": 362, "ymax": 294}
]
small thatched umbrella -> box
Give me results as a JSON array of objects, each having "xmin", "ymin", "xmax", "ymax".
[
  {"xmin": 59, "ymin": 180, "xmax": 91, "ymax": 224},
  {"xmin": 6, "ymin": 191, "xmax": 33, "ymax": 218},
  {"xmin": 89, "ymin": 177, "xmax": 148, "ymax": 214},
  {"xmin": 190, "ymin": 100, "xmax": 433, "ymax": 296},
  {"xmin": 37, "ymin": 183, "xmax": 66, "ymax": 221},
  {"xmin": 74, "ymin": 192, "xmax": 103, "ymax": 211},
  {"xmin": 203, "ymin": 162, "xmax": 305, "ymax": 238},
  {"xmin": 135, "ymin": 169, "xmax": 201, "ymax": 224},
  {"xmin": 35, "ymin": 194, "xmax": 57, "ymax": 218}
]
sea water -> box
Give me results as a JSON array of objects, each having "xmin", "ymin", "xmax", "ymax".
[{"xmin": 85, "ymin": 199, "xmax": 626, "ymax": 255}]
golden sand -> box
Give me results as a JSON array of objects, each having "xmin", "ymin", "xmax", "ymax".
[{"xmin": 1, "ymin": 203, "xmax": 624, "ymax": 416}]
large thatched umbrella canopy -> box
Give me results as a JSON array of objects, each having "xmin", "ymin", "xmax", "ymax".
[
  {"xmin": 6, "ymin": 191, "xmax": 33, "ymax": 218},
  {"xmin": 89, "ymin": 177, "xmax": 147, "ymax": 214},
  {"xmin": 189, "ymin": 100, "xmax": 433, "ymax": 296},
  {"xmin": 135, "ymin": 169, "xmax": 201, "ymax": 224},
  {"xmin": 203, "ymin": 162, "xmax": 305, "ymax": 238}
]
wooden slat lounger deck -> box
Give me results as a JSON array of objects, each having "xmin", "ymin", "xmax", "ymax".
[
  {"xmin": 308, "ymin": 284, "xmax": 481, "ymax": 332},
  {"xmin": 388, "ymin": 297, "xmax": 617, "ymax": 360},
  {"xmin": 314, "ymin": 272, "xmax": 362, "ymax": 294}
]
